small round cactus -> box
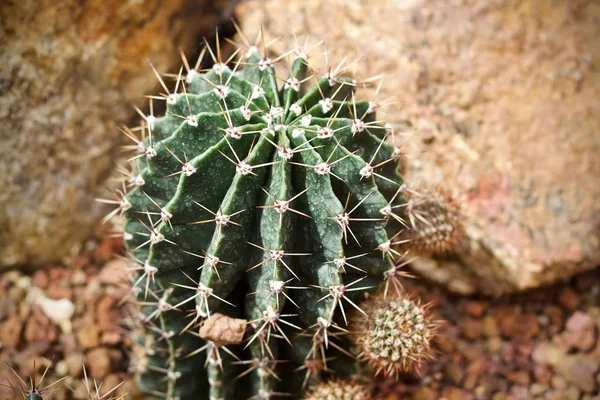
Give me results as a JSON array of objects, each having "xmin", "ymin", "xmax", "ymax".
[
  {"xmin": 400, "ymin": 187, "xmax": 463, "ymax": 254},
  {"xmin": 352, "ymin": 293, "xmax": 436, "ymax": 377},
  {"xmin": 303, "ymin": 379, "xmax": 372, "ymax": 400}
]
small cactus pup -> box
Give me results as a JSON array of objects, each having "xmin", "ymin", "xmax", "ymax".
[
  {"xmin": 351, "ymin": 292, "xmax": 437, "ymax": 378},
  {"xmin": 302, "ymin": 379, "xmax": 372, "ymax": 400},
  {"xmin": 397, "ymin": 186, "xmax": 463, "ymax": 255},
  {"xmin": 111, "ymin": 30, "xmax": 411, "ymax": 399}
]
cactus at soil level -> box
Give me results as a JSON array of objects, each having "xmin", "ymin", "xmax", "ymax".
[{"xmin": 104, "ymin": 31, "xmax": 431, "ymax": 400}]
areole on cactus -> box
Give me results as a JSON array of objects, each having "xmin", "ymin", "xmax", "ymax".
[{"xmin": 101, "ymin": 28, "xmax": 426, "ymax": 399}]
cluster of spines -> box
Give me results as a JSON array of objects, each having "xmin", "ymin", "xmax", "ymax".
[
  {"xmin": 98, "ymin": 27, "xmax": 429, "ymax": 400},
  {"xmin": 2, "ymin": 360, "xmax": 126, "ymax": 400},
  {"xmin": 397, "ymin": 187, "xmax": 463, "ymax": 254},
  {"xmin": 351, "ymin": 293, "xmax": 437, "ymax": 378}
]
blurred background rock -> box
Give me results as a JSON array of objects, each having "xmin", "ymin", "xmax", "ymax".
[
  {"xmin": 236, "ymin": 0, "xmax": 600, "ymax": 295},
  {"xmin": 0, "ymin": 0, "xmax": 235, "ymax": 268}
]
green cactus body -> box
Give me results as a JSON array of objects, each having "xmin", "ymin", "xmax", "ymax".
[{"xmin": 120, "ymin": 40, "xmax": 408, "ymax": 399}]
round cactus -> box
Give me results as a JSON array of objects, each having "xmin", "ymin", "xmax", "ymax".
[
  {"xmin": 399, "ymin": 187, "xmax": 463, "ymax": 254},
  {"xmin": 351, "ymin": 293, "xmax": 436, "ymax": 377},
  {"xmin": 303, "ymin": 379, "xmax": 372, "ymax": 400},
  {"xmin": 104, "ymin": 30, "xmax": 417, "ymax": 399}
]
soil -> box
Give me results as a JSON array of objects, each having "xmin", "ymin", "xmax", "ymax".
[{"xmin": 0, "ymin": 230, "xmax": 598, "ymax": 399}]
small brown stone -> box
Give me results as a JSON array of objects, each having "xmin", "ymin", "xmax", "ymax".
[
  {"xmin": 31, "ymin": 270, "xmax": 49, "ymax": 289},
  {"xmin": 464, "ymin": 301, "xmax": 489, "ymax": 318},
  {"xmin": 97, "ymin": 296, "xmax": 116, "ymax": 332},
  {"xmin": 99, "ymin": 259, "xmax": 130, "ymax": 285},
  {"xmin": 86, "ymin": 347, "xmax": 111, "ymax": 380},
  {"xmin": 101, "ymin": 331, "xmax": 122, "ymax": 346},
  {"xmin": 413, "ymin": 387, "xmax": 437, "ymax": 400},
  {"xmin": 199, "ymin": 313, "xmax": 247, "ymax": 347},
  {"xmin": 76, "ymin": 323, "xmax": 99, "ymax": 349},
  {"xmin": 508, "ymin": 371, "xmax": 531, "ymax": 386},
  {"xmin": 558, "ymin": 287, "xmax": 581, "ymax": 311},
  {"xmin": 65, "ymin": 352, "xmax": 84, "ymax": 378},
  {"xmin": 461, "ymin": 317, "xmax": 484, "ymax": 340},
  {"xmin": 0, "ymin": 314, "xmax": 23, "ymax": 348},
  {"xmin": 24, "ymin": 306, "xmax": 58, "ymax": 343},
  {"xmin": 559, "ymin": 355, "xmax": 599, "ymax": 393}
]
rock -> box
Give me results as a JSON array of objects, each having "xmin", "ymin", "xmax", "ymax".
[
  {"xmin": 76, "ymin": 323, "xmax": 99, "ymax": 349},
  {"xmin": 236, "ymin": 0, "xmax": 600, "ymax": 295},
  {"xmin": 563, "ymin": 311, "xmax": 597, "ymax": 352},
  {"xmin": 0, "ymin": 0, "xmax": 235, "ymax": 268},
  {"xmin": 558, "ymin": 355, "xmax": 599, "ymax": 393},
  {"xmin": 0, "ymin": 314, "xmax": 23, "ymax": 348},
  {"xmin": 558, "ymin": 287, "xmax": 581, "ymax": 311},
  {"xmin": 33, "ymin": 289, "xmax": 75, "ymax": 333},
  {"xmin": 65, "ymin": 352, "xmax": 85, "ymax": 378},
  {"xmin": 464, "ymin": 301, "xmax": 489, "ymax": 318},
  {"xmin": 413, "ymin": 387, "xmax": 437, "ymax": 400},
  {"xmin": 100, "ymin": 331, "xmax": 121, "ymax": 346},
  {"xmin": 98, "ymin": 259, "xmax": 130, "ymax": 285},
  {"xmin": 507, "ymin": 371, "xmax": 530, "ymax": 386},
  {"xmin": 529, "ymin": 383, "xmax": 548, "ymax": 396},
  {"xmin": 96, "ymin": 296, "xmax": 116, "ymax": 332},
  {"xmin": 461, "ymin": 317, "xmax": 484, "ymax": 340},
  {"xmin": 0, "ymin": 296, "xmax": 16, "ymax": 321},
  {"xmin": 24, "ymin": 305, "xmax": 58, "ymax": 343},
  {"xmin": 86, "ymin": 347, "xmax": 111, "ymax": 380},
  {"xmin": 199, "ymin": 313, "xmax": 247, "ymax": 347},
  {"xmin": 532, "ymin": 342, "xmax": 567, "ymax": 367}
]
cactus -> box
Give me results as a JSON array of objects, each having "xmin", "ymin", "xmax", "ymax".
[
  {"xmin": 397, "ymin": 187, "xmax": 463, "ymax": 255},
  {"xmin": 108, "ymin": 31, "xmax": 418, "ymax": 400},
  {"xmin": 351, "ymin": 293, "xmax": 437, "ymax": 378},
  {"xmin": 302, "ymin": 379, "xmax": 372, "ymax": 400},
  {"xmin": 3, "ymin": 361, "xmax": 125, "ymax": 400}
]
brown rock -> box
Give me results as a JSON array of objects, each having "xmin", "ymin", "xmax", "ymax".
[
  {"xmin": 558, "ymin": 355, "xmax": 599, "ymax": 393},
  {"xmin": 564, "ymin": 311, "xmax": 597, "ymax": 352},
  {"xmin": 86, "ymin": 347, "xmax": 111, "ymax": 380},
  {"xmin": 76, "ymin": 323, "xmax": 99, "ymax": 349},
  {"xmin": 413, "ymin": 387, "xmax": 437, "ymax": 400},
  {"xmin": 464, "ymin": 301, "xmax": 489, "ymax": 318},
  {"xmin": 558, "ymin": 287, "xmax": 582, "ymax": 311},
  {"xmin": 508, "ymin": 371, "xmax": 531, "ymax": 386},
  {"xmin": 0, "ymin": 296, "xmax": 17, "ymax": 321},
  {"xmin": 31, "ymin": 270, "xmax": 49, "ymax": 289},
  {"xmin": 442, "ymin": 387, "xmax": 473, "ymax": 400},
  {"xmin": 24, "ymin": 306, "xmax": 58, "ymax": 343},
  {"xmin": 98, "ymin": 259, "xmax": 130, "ymax": 285},
  {"xmin": 100, "ymin": 331, "xmax": 121, "ymax": 346},
  {"xmin": 0, "ymin": 0, "xmax": 235, "ymax": 268},
  {"xmin": 0, "ymin": 314, "xmax": 23, "ymax": 348},
  {"xmin": 199, "ymin": 313, "xmax": 247, "ymax": 347},
  {"xmin": 96, "ymin": 296, "xmax": 116, "ymax": 332},
  {"xmin": 237, "ymin": 0, "xmax": 600, "ymax": 295},
  {"xmin": 461, "ymin": 317, "xmax": 484, "ymax": 340},
  {"xmin": 65, "ymin": 352, "xmax": 85, "ymax": 378}
]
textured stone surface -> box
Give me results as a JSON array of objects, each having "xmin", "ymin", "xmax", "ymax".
[
  {"xmin": 236, "ymin": 0, "xmax": 600, "ymax": 294},
  {"xmin": 0, "ymin": 0, "xmax": 232, "ymax": 267}
]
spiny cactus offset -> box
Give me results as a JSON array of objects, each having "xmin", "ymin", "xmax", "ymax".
[
  {"xmin": 351, "ymin": 293, "xmax": 436, "ymax": 378},
  {"xmin": 302, "ymin": 379, "xmax": 372, "ymax": 400},
  {"xmin": 397, "ymin": 187, "xmax": 463, "ymax": 255},
  {"xmin": 108, "ymin": 31, "xmax": 419, "ymax": 399}
]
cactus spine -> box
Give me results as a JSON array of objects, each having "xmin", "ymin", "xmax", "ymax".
[{"xmin": 109, "ymin": 31, "xmax": 419, "ymax": 399}]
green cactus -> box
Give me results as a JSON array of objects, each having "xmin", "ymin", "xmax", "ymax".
[{"xmin": 110, "ymin": 33, "xmax": 413, "ymax": 400}]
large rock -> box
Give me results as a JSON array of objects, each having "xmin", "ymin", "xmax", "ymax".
[
  {"xmin": 236, "ymin": 0, "xmax": 600, "ymax": 294},
  {"xmin": 0, "ymin": 0, "xmax": 232, "ymax": 267}
]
